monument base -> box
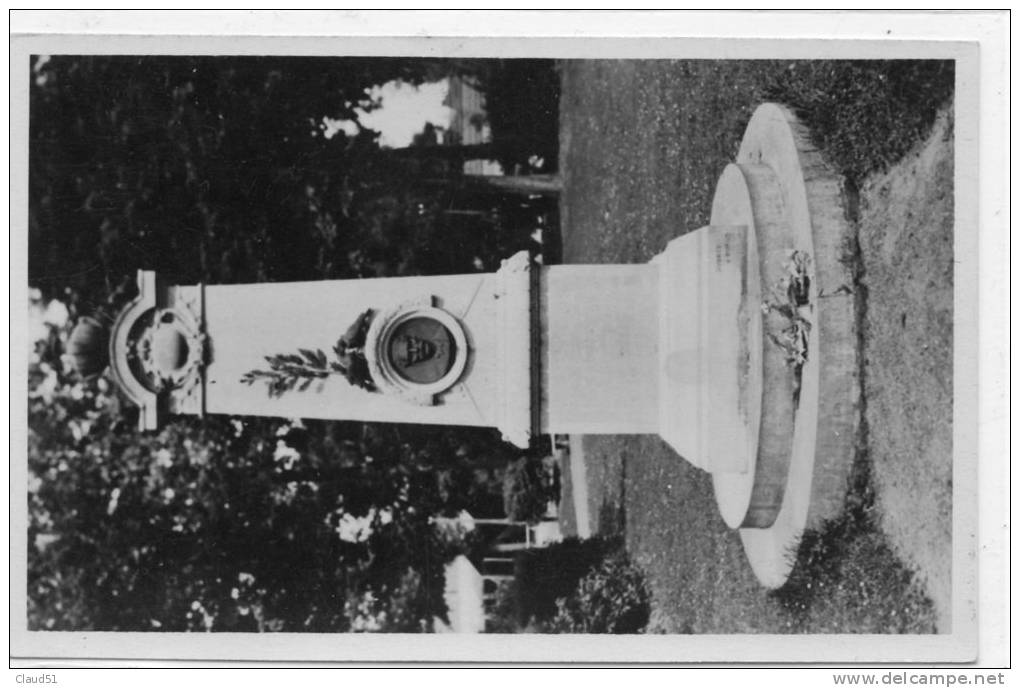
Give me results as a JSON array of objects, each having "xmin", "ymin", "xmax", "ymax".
[
  {"xmin": 724, "ymin": 103, "xmax": 858, "ymax": 588},
  {"xmin": 687, "ymin": 103, "xmax": 856, "ymax": 587},
  {"xmin": 551, "ymin": 103, "xmax": 857, "ymax": 589}
]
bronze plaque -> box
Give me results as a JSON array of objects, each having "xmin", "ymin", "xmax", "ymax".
[{"xmin": 387, "ymin": 316, "xmax": 456, "ymax": 384}]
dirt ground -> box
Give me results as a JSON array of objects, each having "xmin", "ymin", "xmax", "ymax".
[{"xmin": 557, "ymin": 60, "xmax": 952, "ymax": 633}]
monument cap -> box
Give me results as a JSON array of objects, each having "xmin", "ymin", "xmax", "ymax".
[{"xmin": 66, "ymin": 316, "xmax": 110, "ymax": 379}]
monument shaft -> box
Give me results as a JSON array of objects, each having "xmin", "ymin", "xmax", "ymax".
[{"xmin": 111, "ymin": 226, "xmax": 748, "ymax": 466}]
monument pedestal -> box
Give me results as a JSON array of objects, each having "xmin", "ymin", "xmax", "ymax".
[
  {"xmin": 539, "ymin": 223, "xmax": 754, "ymax": 477},
  {"xmin": 92, "ymin": 103, "xmax": 856, "ymax": 589}
]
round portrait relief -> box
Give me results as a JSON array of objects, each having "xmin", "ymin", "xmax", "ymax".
[
  {"xmin": 386, "ymin": 316, "xmax": 457, "ymax": 384},
  {"xmin": 364, "ymin": 301, "xmax": 470, "ymax": 405}
]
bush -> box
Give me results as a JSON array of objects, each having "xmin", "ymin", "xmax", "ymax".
[
  {"xmin": 484, "ymin": 538, "xmax": 651, "ymax": 633},
  {"xmin": 511, "ymin": 536, "xmax": 621, "ymax": 625},
  {"xmin": 483, "ymin": 581, "xmax": 521, "ymax": 634},
  {"xmin": 502, "ymin": 455, "xmax": 560, "ymax": 524},
  {"xmin": 764, "ymin": 60, "xmax": 954, "ymax": 182},
  {"xmin": 344, "ymin": 567, "xmax": 431, "ymax": 633},
  {"xmin": 544, "ymin": 551, "xmax": 650, "ymax": 634}
]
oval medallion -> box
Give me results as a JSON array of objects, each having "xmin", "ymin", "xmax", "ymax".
[{"xmin": 386, "ymin": 316, "xmax": 456, "ymax": 384}]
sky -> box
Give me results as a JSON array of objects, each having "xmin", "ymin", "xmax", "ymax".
[{"xmin": 324, "ymin": 79, "xmax": 455, "ymax": 149}]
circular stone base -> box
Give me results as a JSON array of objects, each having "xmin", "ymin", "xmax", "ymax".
[
  {"xmin": 710, "ymin": 162, "xmax": 814, "ymax": 535},
  {"xmin": 710, "ymin": 102, "xmax": 856, "ymax": 589}
]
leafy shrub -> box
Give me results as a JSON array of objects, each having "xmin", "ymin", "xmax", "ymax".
[
  {"xmin": 544, "ymin": 551, "xmax": 650, "ymax": 634},
  {"xmin": 764, "ymin": 60, "xmax": 954, "ymax": 182},
  {"xmin": 483, "ymin": 581, "xmax": 521, "ymax": 634},
  {"xmin": 502, "ymin": 455, "xmax": 560, "ymax": 524},
  {"xmin": 511, "ymin": 536, "xmax": 621, "ymax": 626},
  {"xmin": 344, "ymin": 567, "xmax": 431, "ymax": 633},
  {"xmin": 484, "ymin": 538, "xmax": 650, "ymax": 633}
]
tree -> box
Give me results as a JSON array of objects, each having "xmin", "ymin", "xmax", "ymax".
[
  {"xmin": 29, "ymin": 56, "xmax": 561, "ymax": 302},
  {"xmin": 29, "ymin": 56, "xmax": 461, "ymax": 305},
  {"xmin": 475, "ymin": 59, "xmax": 560, "ymax": 173}
]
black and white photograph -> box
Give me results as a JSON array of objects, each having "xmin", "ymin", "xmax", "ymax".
[{"xmin": 9, "ymin": 11, "xmax": 1006, "ymax": 668}]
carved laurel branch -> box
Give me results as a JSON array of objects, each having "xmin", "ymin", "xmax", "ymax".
[{"xmin": 240, "ymin": 348, "xmax": 344, "ymax": 398}]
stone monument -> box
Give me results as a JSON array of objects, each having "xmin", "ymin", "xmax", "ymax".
[{"xmin": 79, "ymin": 104, "xmax": 857, "ymax": 587}]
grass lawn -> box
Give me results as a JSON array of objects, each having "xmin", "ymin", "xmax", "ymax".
[{"xmin": 556, "ymin": 59, "xmax": 953, "ymax": 634}]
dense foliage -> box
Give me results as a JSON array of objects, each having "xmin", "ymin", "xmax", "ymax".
[
  {"xmin": 27, "ymin": 55, "xmax": 558, "ymax": 632},
  {"xmin": 545, "ymin": 551, "xmax": 650, "ymax": 634},
  {"xmin": 502, "ymin": 454, "xmax": 561, "ymax": 524},
  {"xmin": 484, "ymin": 537, "xmax": 649, "ymax": 633},
  {"xmin": 29, "ymin": 56, "xmax": 559, "ymax": 307},
  {"xmin": 476, "ymin": 59, "xmax": 560, "ymax": 173},
  {"xmin": 764, "ymin": 60, "xmax": 954, "ymax": 182},
  {"xmin": 510, "ymin": 536, "xmax": 622, "ymax": 626}
]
